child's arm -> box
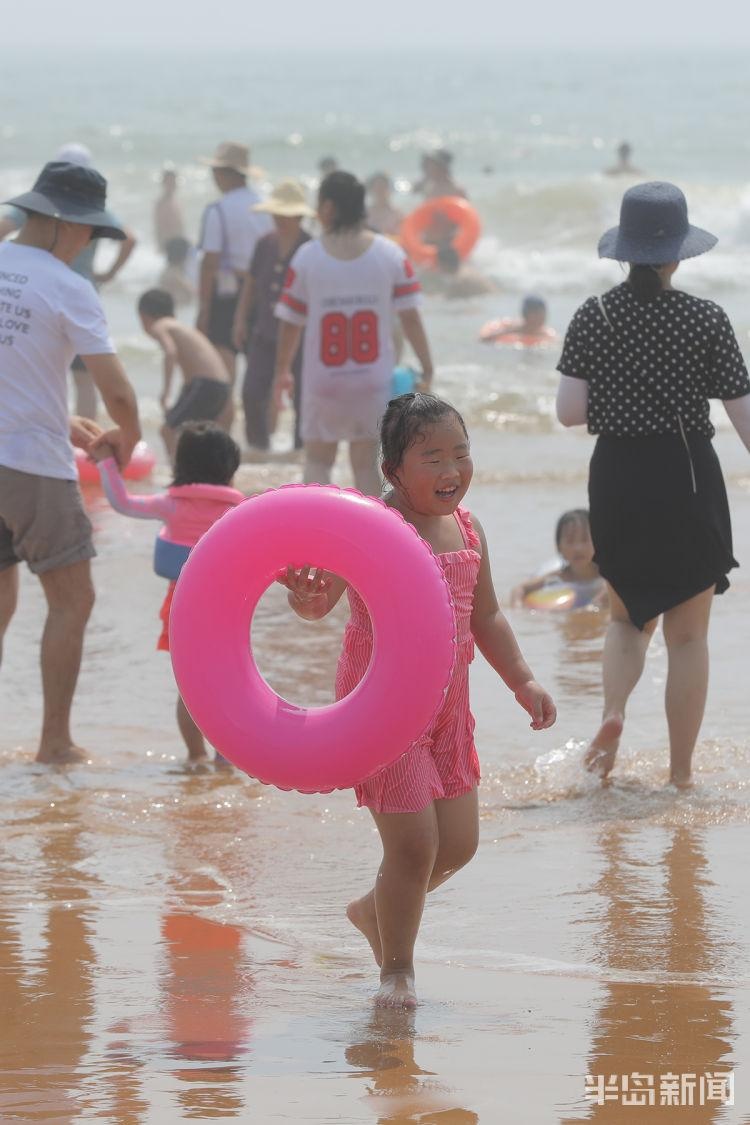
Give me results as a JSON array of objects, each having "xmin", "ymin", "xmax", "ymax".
[
  {"xmin": 273, "ymin": 321, "xmax": 303, "ymax": 408},
  {"xmin": 398, "ymin": 308, "xmax": 433, "ymax": 390},
  {"xmin": 279, "ymin": 566, "xmax": 348, "ymax": 621},
  {"xmin": 510, "ymin": 566, "xmax": 565, "ymax": 606},
  {"xmin": 95, "ymin": 453, "xmax": 173, "ymax": 521},
  {"xmin": 470, "ymin": 517, "xmax": 557, "ymax": 730},
  {"xmin": 150, "ymin": 323, "xmax": 178, "ymax": 410}
]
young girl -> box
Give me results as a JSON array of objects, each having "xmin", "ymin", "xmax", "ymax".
[
  {"xmin": 510, "ymin": 509, "xmax": 606, "ymax": 609},
  {"xmin": 94, "ymin": 422, "xmax": 244, "ymax": 764},
  {"xmin": 274, "ymin": 170, "xmax": 434, "ymax": 497},
  {"xmin": 283, "ymin": 393, "xmax": 556, "ymax": 1009}
]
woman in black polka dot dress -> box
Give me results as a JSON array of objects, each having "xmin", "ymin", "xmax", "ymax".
[{"xmin": 556, "ymin": 182, "xmax": 750, "ymax": 787}]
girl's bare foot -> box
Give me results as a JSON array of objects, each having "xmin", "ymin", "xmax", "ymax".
[
  {"xmin": 669, "ymin": 772, "xmax": 693, "ymax": 790},
  {"xmin": 584, "ymin": 713, "xmax": 624, "ymax": 778},
  {"xmin": 374, "ymin": 971, "xmax": 417, "ymax": 1010},
  {"xmin": 36, "ymin": 742, "xmax": 89, "ymax": 764},
  {"xmin": 346, "ymin": 895, "xmax": 382, "ymax": 966}
]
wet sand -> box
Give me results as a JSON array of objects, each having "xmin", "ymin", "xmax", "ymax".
[{"xmin": 1, "ymin": 422, "xmax": 749, "ymax": 1121}]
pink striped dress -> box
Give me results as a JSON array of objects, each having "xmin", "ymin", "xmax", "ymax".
[{"xmin": 335, "ymin": 507, "xmax": 482, "ymax": 814}]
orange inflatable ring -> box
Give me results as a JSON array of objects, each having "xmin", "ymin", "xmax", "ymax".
[
  {"xmin": 480, "ymin": 319, "xmax": 558, "ymax": 347},
  {"xmin": 400, "ymin": 196, "xmax": 481, "ymax": 268}
]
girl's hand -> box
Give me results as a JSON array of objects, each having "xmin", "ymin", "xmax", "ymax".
[
  {"xmin": 514, "ymin": 679, "xmax": 557, "ymax": 731},
  {"xmin": 278, "ymin": 565, "xmax": 331, "ymax": 619},
  {"xmin": 89, "ymin": 441, "xmax": 115, "ymax": 464}
]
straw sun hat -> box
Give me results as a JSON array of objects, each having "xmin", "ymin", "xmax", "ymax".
[
  {"xmin": 252, "ymin": 179, "xmax": 314, "ymax": 218},
  {"xmin": 200, "ymin": 141, "xmax": 263, "ymax": 178}
]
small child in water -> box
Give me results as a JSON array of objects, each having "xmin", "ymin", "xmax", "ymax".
[
  {"xmin": 510, "ymin": 509, "xmax": 606, "ymax": 608},
  {"xmin": 93, "ymin": 422, "xmax": 244, "ymax": 764},
  {"xmin": 282, "ymin": 393, "xmax": 556, "ymax": 1009},
  {"xmin": 138, "ymin": 289, "xmax": 231, "ymax": 462},
  {"xmin": 480, "ymin": 295, "xmax": 557, "ymax": 344}
]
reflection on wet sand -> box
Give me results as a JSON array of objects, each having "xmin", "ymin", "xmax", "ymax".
[
  {"xmin": 0, "ymin": 794, "xmax": 96, "ymax": 1122},
  {"xmin": 160, "ymin": 772, "xmax": 257, "ymax": 1119},
  {"xmin": 563, "ymin": 827, "xmax": 735, "ymax": 1123},
  {"xmin": 554, "ymin": 609, "xmax": 607, "ymax": 699},
  {"xmin": 162, "ymin": 911, "xmax": 250, "ymax": 1118},
  {"xmin": 346, "ymin": 1009, "xmax": 479, "ymax": 1125}
]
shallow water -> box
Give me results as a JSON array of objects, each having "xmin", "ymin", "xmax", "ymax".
[{"xmin": 3, "ymin": 45, "xmax": 750, "ymax": 1123}]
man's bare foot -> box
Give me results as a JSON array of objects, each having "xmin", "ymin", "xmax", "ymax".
[
  {"xmin": 374, "ymin": 971, "xmax": 417, "ymax": 1010},
  {"xmin": 347, "ymin": 896, "xmax": 382, "ymax": 966},
  {"xmin": 584, "ymin": 713, "xmax": 624, "ymax": 778},
  {"xmin": 36, "ymin": 742, "xmax": 89, "ymax": 764},
  {"xmin": 669, "ymin": 772, "xmax": 693, "ymax": 790}
]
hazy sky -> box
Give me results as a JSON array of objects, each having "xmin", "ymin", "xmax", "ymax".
[{"xmin": 9, "ymin": 0, "xmax": 750, "ymax": 48}]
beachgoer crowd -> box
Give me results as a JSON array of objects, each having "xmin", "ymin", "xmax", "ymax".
[{"xmin": 1, "ymin": 139, "xmax": 750, "ymax": 1011}]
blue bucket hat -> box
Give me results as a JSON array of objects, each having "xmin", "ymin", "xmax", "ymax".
[
  {"xmin": 4, "ymin": 161, "xmax": 125, "ymax": 240},
  {"xmin": 598, "ymin": 181, "xmax": 716, "ymax": 264}
]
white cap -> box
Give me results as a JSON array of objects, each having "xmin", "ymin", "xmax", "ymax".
[{"xmin": 54, "ymin": 142, "xmax": 94, "ymax": 168}]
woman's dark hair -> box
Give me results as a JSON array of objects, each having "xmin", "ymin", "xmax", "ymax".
[
  {"xmin": 555, "ymin": 508, "xmax": 590, "ymax": 548},
  {"xmin": 627, "ymin": 264, "xmax": 663, "ymax": 304},
  {"xmin": 172, "ymin": 421, "xmax": 241, "ymax": 487},
  {"xmin": 318, "ymin": 171, "xmax": 366, "ymax": 232},
  {"xmin": 138, "ymin": 288, "xmax": 174, "ymax": 319},
  {"xmin": 380, "ymin": 393, "xmax": 468, "ymax": 482}
]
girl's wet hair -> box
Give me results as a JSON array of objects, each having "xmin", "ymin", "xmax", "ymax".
[
  {"xmin": 555, "ymin": 508, "xmax": 590, "ymax": 547},
  {"xmin": 172, "ymin": 421, "xmax": 241, "ymax": 487},
  {"xmin": 380, "ymin": 393, "xmax": 468, "ymax": 482},
  {"xmin": 318, "ymin": 171, "xmax": 366, "ymax": 232}
]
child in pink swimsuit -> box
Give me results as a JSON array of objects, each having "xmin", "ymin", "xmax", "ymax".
[
  {"xmin": 93, "ymin": 421, "xmax": 244, "ymax": 764},
  {"xmin": 283, "ymin": 394, "xmax": 556, "ymax": 1009}
]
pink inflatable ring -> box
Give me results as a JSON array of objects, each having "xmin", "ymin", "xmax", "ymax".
[{"xmin": 169, "ymin": 485, "xmax": 457, "ymax": 793}]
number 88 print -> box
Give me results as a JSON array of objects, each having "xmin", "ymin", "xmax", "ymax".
[{"xmin": 320, "ymin": 311, "xmax": 380, "ymax": 367}]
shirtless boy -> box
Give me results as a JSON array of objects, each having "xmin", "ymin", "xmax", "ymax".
[{"xmin": 138, "ymin": 289, "xmax": 230, "ymax": 460}]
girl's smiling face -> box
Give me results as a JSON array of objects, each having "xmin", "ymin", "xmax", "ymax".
[{"xmin": 388, "ymin": 415, "xmax": 473, "ymax": 515}]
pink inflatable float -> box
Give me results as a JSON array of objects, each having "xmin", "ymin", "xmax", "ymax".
[
  {"xmin": 169, "ymin": 484, "xmax": 457, "ymax": 793},
  {"xmin": 75, "ymin": 441, "xmax": 156, "ymax": 485}
]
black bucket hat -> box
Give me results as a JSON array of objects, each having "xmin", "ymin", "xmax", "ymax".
[
  {"xmin": 598, "ymin": 181, "xmax": 716, "ymax": 264},
  {"xmin": 4, "ymin": 161, "xmax": 125, "ymax": 240}
]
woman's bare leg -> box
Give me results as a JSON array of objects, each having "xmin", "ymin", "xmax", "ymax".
[
  {"xmin": 662, "ymin": 586, "xmax": 714, "ymax": 787},
  {"xmin": 349, "ymin": 439, "xmax": 381, "ymax": 497},
  {"xmin": 585, "ymin": 583, "xmax": 658, "ymax": 778},
  {"xmin": 303, "ymin": 441, "xmax": 337, "ymax": 485}
]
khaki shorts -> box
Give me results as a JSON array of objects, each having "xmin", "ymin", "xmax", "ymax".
[{"xmin": 0, "ymin": 464, "xmax": 95, "ymax": 575}]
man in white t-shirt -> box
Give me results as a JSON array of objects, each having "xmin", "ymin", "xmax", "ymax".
[
  {"xmin": 0, "ymin": 162, "xmax": 140, "ymax": 765},
  {"xmin": 196, "ymin": 142, "xmax": 272, "ymax": 402}
]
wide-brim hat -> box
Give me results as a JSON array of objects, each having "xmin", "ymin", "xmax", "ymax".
[
  {"xmin": 598, "ymin": 181, "xmax": 717, "ymax": 264},
  {"xmin": 252, "ymin": 179, "xmax": 314, "ymax": 218},
  {"xmin": 4, "ymin": 161, "xmax": 125, "ymax": 240},
  {"xmin": 200, "ymin": 141, "xmax": 262, "ymax": 178}
]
